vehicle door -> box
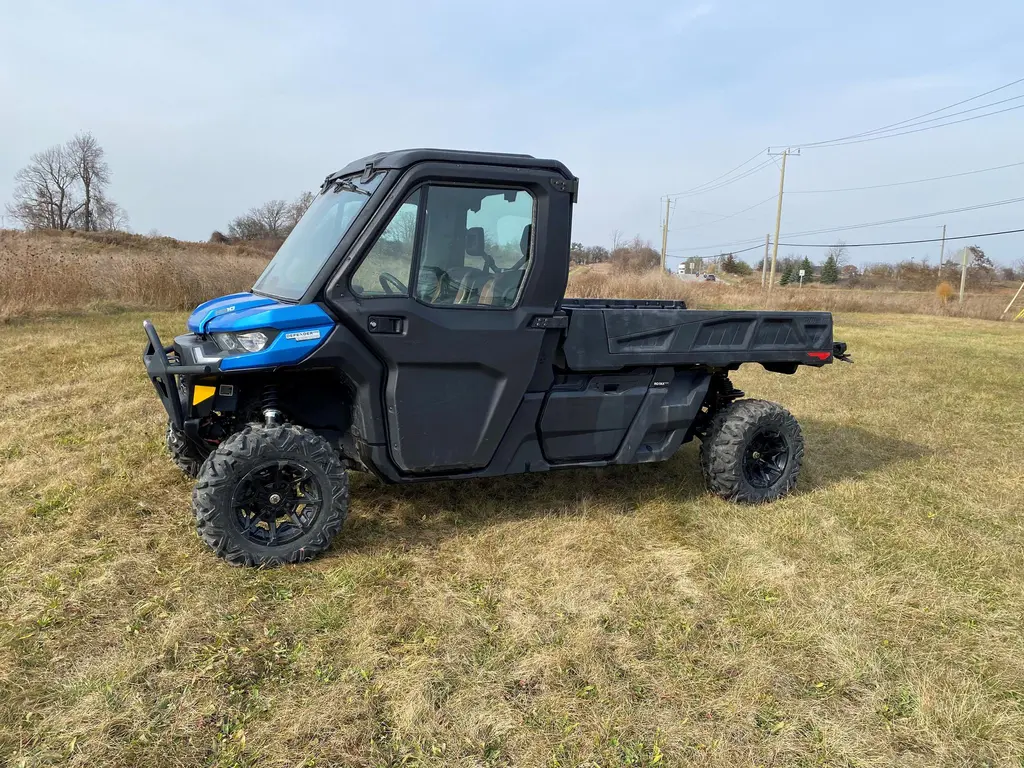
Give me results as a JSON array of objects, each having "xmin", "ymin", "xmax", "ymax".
[{"xmin": 328, "ymin": 165, "xmax": 570, "ymax": 474}]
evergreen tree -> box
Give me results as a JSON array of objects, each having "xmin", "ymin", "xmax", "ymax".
[
  {"xmin": 779, "ymin": 264, "xmax": 794, "ymax": 286},
  {"xmin": 799, "ymin": 256, "xmax": 815, "ymax": 283},
  {"xmin": 820, "ymin": 255, "xmax": 840, "ymax": 283},
  {"xmin": 721, "ymin": 253, "xmax": 753, "ymax": 276}
]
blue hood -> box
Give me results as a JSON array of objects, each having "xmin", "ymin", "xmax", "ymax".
[
  {"xmin": 187, "ymin": 293, "xmax": 332, "ymax": 334},
  {"xmin": 186, "ymin": 293, "xmax": 336, "ymax": 372}
]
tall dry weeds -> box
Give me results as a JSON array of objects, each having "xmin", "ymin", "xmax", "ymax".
[
  {"xmin": 0, "ymin": 229, "xmax": 268, "ymax": 320},
  {"xmin": 567, "ymin": 267, "xmax": 1012, "ymax": 321},
  {"xmin": 0, "ymin": 229, "xmax": 1015, "ymax": 322}
]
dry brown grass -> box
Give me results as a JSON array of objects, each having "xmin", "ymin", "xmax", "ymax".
[
  {"xmin": 567, "ymin": 266, "xmax": 1014, "ymax": 321},
  {"xmin": 1, "ymin": 311, "xmax": 1022, "ymax": 766},
  {"xmin": 0, "ymin": 229, "xmax": 269, "ymax": 320},
  {"xmin": 3, "ymin": 230, "xmax": 1019, "ymax": 325}
]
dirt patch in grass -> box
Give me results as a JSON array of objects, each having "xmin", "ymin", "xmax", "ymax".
[{"xmin": 0, "ymin": 312, "xmax": 1022, "ymax": 766}]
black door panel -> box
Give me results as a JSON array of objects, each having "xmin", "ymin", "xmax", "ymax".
[
  {"xmin": 366, "ymin": 301, "xmax": 545, "ymax": 472},
  {"xmin": 539, "ymin": 373, "xmax": 652, "ymax": 462},
  {"xmin": 326, "ymin": 164, "xmax": 572, "ymax": 476}
]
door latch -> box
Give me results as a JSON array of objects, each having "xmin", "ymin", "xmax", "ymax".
[
  {"xmin": 368, "ymin": 316, "xmax": 405, "ymax": 334},
  {"xmin": 529, "ymin": 314, "xmax": 568, "ymax": 329}
]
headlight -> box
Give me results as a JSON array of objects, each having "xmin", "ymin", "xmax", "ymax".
[
  {"xmin": 237, "ymin": 331, "xmax": 270, "ymax": 352},
  {"xmin": 213, "ymin": 331, "xmax": 271, "ymax": 354}
]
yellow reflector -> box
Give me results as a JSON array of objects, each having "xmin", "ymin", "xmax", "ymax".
[{"xmin": 193, "ymin": 385, "xmax": 216, "ymax": 405}]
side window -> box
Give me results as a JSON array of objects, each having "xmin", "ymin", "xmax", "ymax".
[
  {"xmin": 416, "ymin": 185, "xmax": 535, "ymax": 308},
  {"xmin": 350, "ymin": 190, "xmax": 420, "ymax": 297}
]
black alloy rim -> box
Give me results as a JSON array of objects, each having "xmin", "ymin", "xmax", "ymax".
[
  {"xmin": 742, "ymin": 430, "xmax": 790, "ymax": 488},
  {"xmin": 231, "ymin": 460, "xmax": 324, "ymax": 546}
]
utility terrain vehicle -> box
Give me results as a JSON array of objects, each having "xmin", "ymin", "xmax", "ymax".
[{"xmin": 143, "ymin": 149, "xmax": 849, "ymax": 567}]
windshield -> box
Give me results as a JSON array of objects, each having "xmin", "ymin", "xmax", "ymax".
[{"xmin": 252, "ymin": 173, "xmax": 384, "ymax": 300}]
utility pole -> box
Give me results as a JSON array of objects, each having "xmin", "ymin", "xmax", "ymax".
[
  {"xmin": 938, "ymin": 224, "xmax": 947, "ymax": 269},
  {"xmin": 767, "ymin": 148, "xmax": 797, "ymax": 292},
  {"xmin": 660, "ymin": 197, "xmax": 671, "ymax": 273},
  {"xmin": 1001, "ymin": 278, "xmax": 1024, "ymax": 319},
  {"xmin": 761, "ymin": 234, "xmax": 770, "ymax": 287},
  {"xmin": 959, "ymin": 247, "xmax": 968, "ymax": 304}
]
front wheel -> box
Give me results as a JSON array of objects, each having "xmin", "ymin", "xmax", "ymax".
[
  {"xmin": 700, "ymin": 399, "xmax": 803, "ymax": 503},
  {"xmin": 192, "ymin": 424, "xmax": 349, "ymax": 567},
  {"xmin": 166, "ymin": 422, "xmax": 207, "ymax": 478}
]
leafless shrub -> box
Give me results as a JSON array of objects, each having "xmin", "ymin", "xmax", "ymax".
[{"xmin": 609, "ymin": 235, "xmax": 661, "ymax": 274}]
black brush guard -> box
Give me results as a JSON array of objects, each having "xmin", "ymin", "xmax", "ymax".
[{"xmin": 142, "ymin": 320, "xmax": 214, "ymax": 431}]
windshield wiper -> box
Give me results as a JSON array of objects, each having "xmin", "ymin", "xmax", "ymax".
[{"xmin": 330, "ymin": 178, "xmax": 371, "ymax": 196}]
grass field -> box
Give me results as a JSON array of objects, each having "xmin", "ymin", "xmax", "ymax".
[{"xmin": 1, "ymin": 310, "xmax": 1022, "ymax": 767}]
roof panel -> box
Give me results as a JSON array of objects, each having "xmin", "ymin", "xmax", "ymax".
[{"xmin": 327, "ymin": 148, "xmax": 573, "ymax": 182}]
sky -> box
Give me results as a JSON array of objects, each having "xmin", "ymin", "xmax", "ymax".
[{"xmin": 1, "ymin": 0, "xmax": 1023, "ymax": 269}]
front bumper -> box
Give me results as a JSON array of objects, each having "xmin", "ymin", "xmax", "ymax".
[{"xmin": 142, "ymin": 320, "xmax": 221, "ymax": 430}]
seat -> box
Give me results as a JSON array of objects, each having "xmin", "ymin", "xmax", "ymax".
[
  {"xmin": 453, "ymin": 267, "xmax": 488, "ymax": 304},
  {"xmin": 517, "ymin": 224, "xmax": 531, "ymax": 268},
  {"xmin": 479, "ymin": 270, "xmax": 524, "ymax": 306},
  {"xmin": 479, "ymin": 223, "xmax": 531, "ymax": 306}
]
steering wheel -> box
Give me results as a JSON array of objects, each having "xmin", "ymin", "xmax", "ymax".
[{"xmin": 378, "ymin": 272, "xmax": 407, "ymax": 295}]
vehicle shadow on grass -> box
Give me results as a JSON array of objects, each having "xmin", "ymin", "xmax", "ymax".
[
  {"xmin": 336, "ymin": 419, "xmax": 928, "ymax": 552},
  {"xmin": 796, "ymin": 418, "xmax": 929, "ymax": 493}
]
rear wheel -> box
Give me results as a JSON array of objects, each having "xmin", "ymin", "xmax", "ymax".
[
  {"xmin": 700, "ymin": 399, "xmax": 803, "ymax": 503},
  {"xmin": 192, "ymin": 423, "xmax": 349, "ymax": 567}
]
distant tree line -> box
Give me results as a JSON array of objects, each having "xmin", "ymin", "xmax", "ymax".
[
  {"xmin": 569, "ymin": 233, "xmax": 1023, "ymax": 291},
  {"xmin": 212, "ymin": 192, "xmax": 315, "ymax": 244},
  {"xmin": 571, "ymin": 234, "xmax": 661, "ymax": 273},
  {"xmin": 5, "ymin": 132, "xmax": 128, "ymax": 232},
  {"xmin": 749, "ymin": 243, "xmax": 1023, "ymax": 289}
]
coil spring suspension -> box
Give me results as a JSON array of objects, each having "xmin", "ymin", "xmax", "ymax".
[
  {"xmin": 262, "ymin": 386, "xmax": 283, "ymax": 426},
  {"xmin": 695, "ymin": 373, "xmax": 745, "ymax": 438},
  {"xmin": 714, "ymin": 374, "xmax": 745, "ymax": 407}
]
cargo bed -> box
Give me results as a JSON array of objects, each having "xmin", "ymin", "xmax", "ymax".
[{"xmin": 557, "ymin": 299, "xmax": 834, "ymax": 371}]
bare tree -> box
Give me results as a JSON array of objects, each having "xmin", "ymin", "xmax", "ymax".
[
  {"xmin": 67, "ymin": 132, "xmax": 110, "ymax": 231},
  {"xmin": 6, "ymin": 134, "xmax": 125, "ymax": 231},
  {"xmin": 6, "ymin": 144, "xmax": 83, "ymax": 229},
  {"xmin": 93, "ymin": 193, "xmax": 130, "ymax": 231},
  {"xmin": 288, "ymin": 191, "xmax": 315, "ymax": 229},
  {"xmin": 610, "ymin": 235, "xmax": 660, "ymax": 273},
  {"xmin": 825, "ymin": 241, "xmax": 848, "ymax": 268},
  {"xmin": 230, "ymin": 193, "xmax": 317, "ymax": 241},
  {"xmin": 229, "ymin": 199, "xmax": 292, "ymax": 240}
]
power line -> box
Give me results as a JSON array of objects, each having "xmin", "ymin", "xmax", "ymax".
[
  {"xmin": 667, "ymin": 196, "xmax": 1024, "ymax": 254},
  {"xmin": 669, "ymin": 227, "xmax": 1024, "ymax": 260},
  {"xmin": 667, "ymin": 158, "xmax": 776, "ymax": 199},
  {"xmin": 668, "ymin": 237, "xmax": 771, "ymax": 253},
  {"xmin": 800, "ymin": 103, "xmax": 1024, "ymax": 148},
  {"xmin": 797, "ymin": 94, "xmax": 1024, "ymax": 148},
  {"xmin": 782, "ymin": 195, "xmax": 1024, "ymax": 238},
  {"xmin": 665, "ymin": 148, "xmax": 767, "ymax": 197},
  {"xmin": 791, "ymin": 76, "xmax": 1024, "ymax": 149},
  {"xmin": 701, "ymin": 243, "xmax": 766, "ymax": 256},
  {"xmin": 777, "ymin": 227, "xmax": 1024, "ymax": 248},
  {"xmin": 675, "ymin": 194, "xmax": 778, "ymax": 231},
  {"xmin": 789, "ymin": 160, "xmax": 1024, "ymax": 194}
]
